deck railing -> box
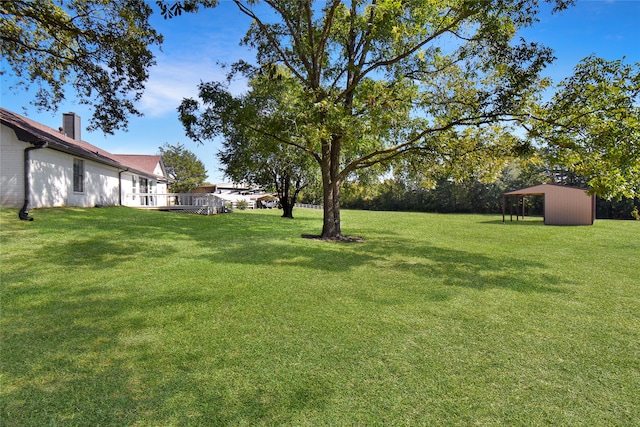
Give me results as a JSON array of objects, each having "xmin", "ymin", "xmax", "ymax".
[
  {"xmin": 294, "ymin": 203, "xmax": 323, "ymax": 210},
  {"xmin": 124, "ymin": 193, "xmax": 318, "ymax": 214},
  {"xmin": 124, "ymin": 193, "xmax": 230, "ymax": 215}
]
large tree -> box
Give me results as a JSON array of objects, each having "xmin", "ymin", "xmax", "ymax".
[
  {"xmin": 1, "ymin": 0, "xmax": 162, "ymax": 133},
  {"xmin": 180, "ymin": 65, "xmax": 318, "ymax": 218},
  {"xmin": 219, "ymin": 128, "xmax": 317, "ymax": 219},
  {"xmin": 170, "ymin": 0, "xmax": 573, "ymax": 239},
  {"xmin": 159, "ymin": 143, "xmax": 208, "ymax": 193}
]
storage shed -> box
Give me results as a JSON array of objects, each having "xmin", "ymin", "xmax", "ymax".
[{"xmin": 503, "ymin": 184, "xmax": 595, "ymax": 225}]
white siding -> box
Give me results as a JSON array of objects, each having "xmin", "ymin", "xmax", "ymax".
[
  {"xmin": 0, "ymin": 126, "xmax": 25, "ymax": 208},
  {"xmin": 153, "ymin": 163, "xmax": 164, "ymax": 176},
  {"xmin": 84, "ymin": 161, "xmax": 121, "ymax": 206},
  {"xmin": 29, "ymin": 149, "xmax": 68, "ymax": 207},
  {"xmin": 2, "ymin": 122, "xmax": 166, "ymax": 209},
  {"xmin": 156, "ymin": 182, "xmax": 167, "ymax": 194},
  {"xmin": 27, "ymin": 149, "xmax": 121, "ymax": 208}
]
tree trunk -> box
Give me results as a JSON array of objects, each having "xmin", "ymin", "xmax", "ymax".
[
  {"xmin": 321, "ymin": 176, "xmax": 341, "ymax": 238},
  {"xmin": 278, "ymin": 173, "xmax": 294, "ymax": 219},
  {"xmin": 321, "ymin": 135, "xmax": 342, "ymax": 238},
  {"xmin": 282, "ymin": 180, "xmax": 303, "ymax": 219},
  {"xmin": 281, "ymin": 200, "xmax": 294, "ymax": 218}
]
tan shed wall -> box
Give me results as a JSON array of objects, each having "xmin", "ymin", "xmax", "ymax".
[{"xmin": 544, "ymin": 186, "xmax": 593, "ymax": 225}]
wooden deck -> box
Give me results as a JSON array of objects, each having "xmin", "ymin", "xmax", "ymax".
[
  {"xmin": 138, "ymin": 205, "xmax": 224, "ymax": 215},
  {"xmin": 126, "ymin": 193, "xmax": 229, "ymax": 215}
]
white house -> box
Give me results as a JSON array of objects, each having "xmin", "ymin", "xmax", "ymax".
[{"xmin": 1, "ymin": 108, "xmax": 169, "ymax": 220}]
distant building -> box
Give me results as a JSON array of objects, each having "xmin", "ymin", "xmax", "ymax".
[
  {"xmin": 194, "ymin": 183, "xmax": 277, "ymax": 209},
  {"xmin": 503, "ymin": 184, "xmax": 596, "ymax": 225}
]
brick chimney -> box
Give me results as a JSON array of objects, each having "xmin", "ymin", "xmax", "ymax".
[{"xmin": 62, "ymin": 112, "xmax": 82, "ymax": 141}]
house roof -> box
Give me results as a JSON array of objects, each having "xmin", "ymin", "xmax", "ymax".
[
  {"xmin": 215, "ymin": 192, "xmax": 277, "ymax": 203},
  {"xmin": 111, "ymin": 154, "xmax": 165, "ymax": 177},
  {"xmin": 1, "ymin": 108, "xmax": 167, "ymax": 182}
]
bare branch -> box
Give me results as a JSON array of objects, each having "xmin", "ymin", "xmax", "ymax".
[{"xmin": 233, "ymin": 0, "xmax": 310, "ymax": 85}]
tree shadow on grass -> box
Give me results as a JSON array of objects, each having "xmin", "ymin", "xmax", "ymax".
[
  {"xmin": 379, "ymin": 240, "xmax": 565, "ymax": 294},
  {"xmin": 1, "ymin": 208, "xmax": 570, "ymax": 425},
  {"xmin": 1, "ymin": 270, "xmax": 335, "ymax": 426},
  {"xmin": 46, "ymin": 238, "xmax": 178, "ymax": 268},
  {"xmin": 481, "ymin": 218, "xmax": 545, "ymax": 226},
  {"xmin": 7, "ymin": 207, "xmax": 567, "ymax": 294},
  {"xmin": 198, "ymin": 232, "xmax": 567, "ymax": 296}
]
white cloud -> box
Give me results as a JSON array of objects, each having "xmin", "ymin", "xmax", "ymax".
[
  {"xmin": 139, "ymin": 56, "xmax": 217, "ymax": 117},
  {"xmin": 139, "ymin": 3, "xmax": 254, "ymax": 118},
  {"xmin": 139, "ymin": 50, "xmax": 250, "ymax": 118}
]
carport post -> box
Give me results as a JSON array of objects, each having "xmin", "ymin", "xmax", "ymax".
[{"xmin": 510, "ymin": 196, "xmax": 513, "ymax": 221}]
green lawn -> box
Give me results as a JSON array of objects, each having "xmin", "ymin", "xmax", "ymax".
[{"xmin": 1, "ymin": 207, "xmax": 638, "ymax": 426}]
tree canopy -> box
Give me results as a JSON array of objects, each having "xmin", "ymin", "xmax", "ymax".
[
  {"xmin": 174, "ymin": 0, "xmax": 575, "ymax": 238},
  {"xmin": 530, "ymin": 56, "xmax": 640, "ymax": 200},
  {"xmin": 220, "ymin": 128, "xmax": 316, "ymax": 218},
  {"xmin": 159, "ymin": 143, "xmax": 208, "ymax": 193},
  {"xmin": 180, "ymin": 64, "xmax": 318, "ymax": 218},
  {"xmin": 1, "ymin": 0, "xmax": 162, "ymax": 133}
]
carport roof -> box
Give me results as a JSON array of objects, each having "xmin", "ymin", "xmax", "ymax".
[{"xmin": 504, "ymin": 183, "xmax": 589, "ymax": 196}]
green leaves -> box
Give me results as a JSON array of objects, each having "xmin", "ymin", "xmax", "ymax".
[
  {"xmin": 178, "ymin": 67, "xmax": 317, "ymax": 214},
  {"xmin": 533, "ymin": 56, "xmax": 640, "ymax": 199},
  {"xmin": 1, "ymin": 0, "xmax": 162, "ymax": 133},
  {"xmin": 155, "ymin": 0, "xmax": 218, "ymax": 19},
  {"xmin": 159, "ymin": 143, "xmax": 208, "ymax": 192}
]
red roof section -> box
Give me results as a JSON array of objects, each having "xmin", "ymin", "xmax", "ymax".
[
  {"xmin": 112, "ymin": 154, "xmax": 164, "ymax": 177},
  {"xmin": 1, "ymin": 108, "xmax": 166, "ymax": 181}
]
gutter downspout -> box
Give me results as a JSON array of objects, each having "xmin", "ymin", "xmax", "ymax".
[
  {"xmin": 19, "ymin": 141, "xmax": 49, "ymax": 221},
  {"xmin": 118, "ymin": 168, "xmax": 129, "ymax": 206}
]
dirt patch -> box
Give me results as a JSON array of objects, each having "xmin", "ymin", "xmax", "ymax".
[{"xmin": 301, "ymin": 234, "xmax": 365, "ymax": 243}]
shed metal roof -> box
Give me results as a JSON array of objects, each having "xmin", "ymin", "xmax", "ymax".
[{"xmin": 504, "ymin": 183, "xmax": 590, "ymax": 196}]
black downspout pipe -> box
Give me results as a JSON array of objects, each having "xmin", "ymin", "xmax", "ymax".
[{"xmin": 19, "ymin": 141, "xmax": 48, "ymax": 221}]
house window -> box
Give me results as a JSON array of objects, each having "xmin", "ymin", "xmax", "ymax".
[
  {"xmin": 73, "ymin": 159, "xmax": 84, "ymax": 193},
  {"xmin": 140, "ymin": 177, "xmax": 148, "ymax": 193},
  {"xmin": 140, "ymin": 177, "xmax": 149, "ymax": 206},
  {"xmin": 149, "ymin": 181, "xmax": 154, "ymax": 205},
  {"xmin": 132, "ymin": 175, "xmax": 137, "ymax": 201}
]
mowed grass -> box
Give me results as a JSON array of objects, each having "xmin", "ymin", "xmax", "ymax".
[{"xmin": 1, "ymin": 207, "xmax": 638, "ymax": 426}]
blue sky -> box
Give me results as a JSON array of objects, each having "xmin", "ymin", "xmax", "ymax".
[{"xmin": 2, "ymin": 1, "xmax": 639, "ymax": 183}]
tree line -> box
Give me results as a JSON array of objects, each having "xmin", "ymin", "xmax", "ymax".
[{"xmin": 329, "ymin": 171, "xmax": 639, "ymax": 220}]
